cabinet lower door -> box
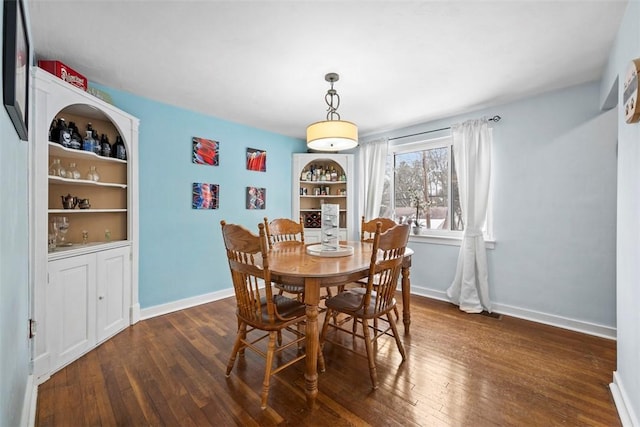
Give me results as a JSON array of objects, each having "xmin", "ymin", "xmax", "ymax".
[
  {"xmin": 48, "ymin": 254, "xmax": 97, "ymax": 371},
  {"xmin": 96, "ymin": 246, "xmax": 131, "ymax": 343}
]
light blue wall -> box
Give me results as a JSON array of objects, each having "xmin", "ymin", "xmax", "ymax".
[
  {"xmin": 91, "ymin": 85, "xmax": 306, "ymax": 308},
  {"xmin": 0, "ymin": 0, "xmax": 31, "ymax": 424},
  {"xmin": 601, "ymin": 1, "xmax": 640, "ymax": 424},
  {"xmin": 363, "ymin": 81, "xmax": 617, "ymax": 330}
]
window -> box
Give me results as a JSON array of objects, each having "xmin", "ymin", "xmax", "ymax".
[{"xmin": 380, "ymin": 136, "xmax": 464, "ymax": 237}]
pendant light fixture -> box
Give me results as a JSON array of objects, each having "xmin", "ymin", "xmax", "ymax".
[{"xmin": 306, "ymin": 72, "xmax": 358, "ymax": 151}]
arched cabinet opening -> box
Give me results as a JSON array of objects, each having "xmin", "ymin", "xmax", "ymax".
[
  {"xmin": 47, "ymin": 103, "xmax": 130, "ymax": 245},
  {"xmin": 292, "ymin": 153, "xmax": 354, "ymax": 243}
]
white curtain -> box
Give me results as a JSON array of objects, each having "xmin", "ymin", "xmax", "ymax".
[
  {"xmin": 446, "ymin": 118, "xmax": 492, "ymax": 313},
  {"xmin": 358, "ymin": 137, "xmax": 388, "ymax": 220}
]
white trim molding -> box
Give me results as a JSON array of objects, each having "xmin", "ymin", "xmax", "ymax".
[
  {"xmin": 140, "ymin": 288, "xmax": 235, "ymax": 320},
  {"xmin": 410, "ymin": 285, "xmax": 616, "ymax": 339},
  {"xmin": 610, "ymin": 371, "xmax": 638, "ymax": 427},
  {"xmin": 21, "ymin": 375, "xmax": 36, "ymax": 427}
]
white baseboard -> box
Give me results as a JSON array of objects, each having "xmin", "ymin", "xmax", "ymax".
[
  {"xmin": 20, "ymin": 375, "xmax": 37, "ymax": 427},
  {"xmin": 610, "ymin": 371, "xmax": 639, "ymax": 427},
  {"xmin": 140, "ymin": 288, "xmax": 235, "ymax": 320},
  {"xmin": 140, "ymin": 284, "xmax": 616, "ymax": 338},
  {"xmin": 130, "ymin": 302, "xmax": 141, "ymax": 324},
  {"xmin": 410, "ymin": 285, "xmax": 616, "ymax": 339}
]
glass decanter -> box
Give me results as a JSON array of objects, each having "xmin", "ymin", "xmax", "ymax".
[
  {"xmin": 86, "ymin": 165, "xmax": 100, "ymax": 182},
  {"xmin": 48, "ymin": 158, "xmax": 66, "ymax": 177},
  {"xmin": 67, "ymin": 162, "xmax": 81, "ymax": 180}
]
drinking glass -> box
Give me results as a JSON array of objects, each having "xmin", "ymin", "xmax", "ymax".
[
  {"xmin": 54, "ymin": 217, "xmax": 70, "ymax": 246},
  {"xmin": 48, "ymin": 221, "xmax": 59, "ymax": 251}
]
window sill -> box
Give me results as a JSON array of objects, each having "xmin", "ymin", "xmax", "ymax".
[{"xmin": 408, "ymin": 233, "xmax": 495, "ymax": 249}]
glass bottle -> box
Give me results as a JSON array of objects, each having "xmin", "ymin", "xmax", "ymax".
[
  {"xmin": 48, "ymin": 158, "xmax": 66, "ymax": 177},
  {"xmin": 100, "ymin": 134, "xmax": 111, "ymax": 157},
  {"xmin": 83, "ymin": 130, "xmax": 95, "ymax": 152},
  {"xmin": 86, "ymin": 165, "xmax": 100, "ymax": 182},
  {"xmin": 58, "ymin": 118, "xmax": 71, "ymax": 148},
  {"xmin": 49, "ymin": 118, "xmax": 59, "ymax": 142},
  {"xmin": 67, "ymin": 162, "xmax": 81, "ymax": 180},
  {"xmin": 92, "ymin": 130, "xmax": 102, "ymax": 155},
  {"xmin": 68, "ymin": 121, "xmax": 83, "ymax": 150},
  {"xmin": 112, "ymin": 136, "xmax": 127, "ymax": 160}
]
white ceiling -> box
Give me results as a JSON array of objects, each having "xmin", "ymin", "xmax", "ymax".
[{"xmin": 27, "ymin": 1, "xmax": 628, "ymax": 140}]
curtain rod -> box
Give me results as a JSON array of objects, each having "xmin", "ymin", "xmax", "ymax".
[{"xmin": 388, "ymin": 115, "xmax": 501, "ymax": 141}]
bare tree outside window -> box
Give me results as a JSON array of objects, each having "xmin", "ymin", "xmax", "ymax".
[{"xmin": 379, "ymin": 139, "xmax": 463, "ymax": 234}]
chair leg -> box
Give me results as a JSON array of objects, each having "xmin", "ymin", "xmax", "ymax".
[
  {"xmin": 393, "ymin": 305, "xmax": 400, "ymax": 321},
  {"xmin": 318, "ymin": 343, "xmax": 326, "ymax": 373},
  {"xmin": 361, "ymin": 318, "xmax": 379, "ymax": 390},
  {"xmin": 319, "ymin": 308, "xmax": 333, "ymax": 354},
  {"xmin": 261, "ymin": 331, "xmax": 277, "ymax": 410},
  {"xmin": 324, "ymin": 288, "xmax": 341, "ymax": 324},
  {"xmin": 319, "ymin": 309, "xmax": 334, "ymax": 374},
  {"xmin": 226, "ymin": 322, "xmax": 246, "ymax": 376},
  {"xmin": 388, "ymin": 311, "xmax": 406, "ymax": 360}
]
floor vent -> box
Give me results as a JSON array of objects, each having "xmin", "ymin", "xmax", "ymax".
[{"xmin": 481, "ymin": 310, "xmax": 502, "ymax": 319}]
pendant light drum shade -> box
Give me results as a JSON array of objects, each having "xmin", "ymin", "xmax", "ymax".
[
  {"xmin": 306, "ymin": 119, "xmax": 358, "ymax": 151},
  {"xmin": 306, "ymin": 72, "xmax": 358, "ymax": 151}
]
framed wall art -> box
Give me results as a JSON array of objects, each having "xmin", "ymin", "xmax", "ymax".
[
  {"xmin": 3, "ymin": 0, "xmax": 30, "ymax": 141},
  {"xmin": 246, "ymin": 186, "xmax": 266, "ymax": 210},
  {"xmin": 192, "ymin": 183, "xmax": 219, "ymax": 209},
  {"xmin": 246, "ymin": 148, "xmax": 266, "ymax": 172},
  {"xmin": 192, "ymin": 137, "xmax": 219, "ymax": 165}
]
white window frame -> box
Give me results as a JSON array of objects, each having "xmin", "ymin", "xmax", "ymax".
[{"xmin": 387, "ymin": 135, "xmax": 494, "ymax": 248}]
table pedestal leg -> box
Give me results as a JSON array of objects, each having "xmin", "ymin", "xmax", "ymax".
[{"xmin": 304, "ymin": 278, "xmax": 320, "ymax": 409}]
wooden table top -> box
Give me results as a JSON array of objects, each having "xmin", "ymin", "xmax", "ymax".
[
  {"xmin": 268, "ymin": 241, "xmax": 413, "ymax": 286},
  {"xmin": 268, "ymin": 241, "xmax": 372, "ymax": 279}
]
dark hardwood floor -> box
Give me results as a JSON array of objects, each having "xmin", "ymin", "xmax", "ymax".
[{"xmin": 36, "ymin": 295, "xmax": 619, "ymax": 426}]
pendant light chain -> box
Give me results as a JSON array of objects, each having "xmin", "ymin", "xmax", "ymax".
[{"xmin": 325, "ymin": 77, "xmax": 341, "ymax": 121}]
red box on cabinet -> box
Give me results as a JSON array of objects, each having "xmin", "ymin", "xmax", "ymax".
[{"xmin": 38, "ymin": 60, "xmax": 87, "ymax": 91}]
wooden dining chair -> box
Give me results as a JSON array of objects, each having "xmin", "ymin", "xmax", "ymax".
[
  {"xmin": 319, "ymin": 222, "xmax": 410, "ymax": 390},
  {"xmin": 220, "ymin": 220, "xmax": 307, "ymax": 409},
  {"xmin": 356, "ymin": 216, "xmax": 400, "ymax": 322},
  {"xmin": 263, "ymin": 217, "xmax": 306, "ymax": 299},
  {"xmin": 360, "ymin": 216, "xmax": 397, "ymax": 243},
  {"xmin": 264, "ymin": 216, "xmax": 305, "ymax": 249}
]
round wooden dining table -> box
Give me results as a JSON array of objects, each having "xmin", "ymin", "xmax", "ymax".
[{"xmin": 268, "ymin": 241, "xmax": 413, "ymax": 409}]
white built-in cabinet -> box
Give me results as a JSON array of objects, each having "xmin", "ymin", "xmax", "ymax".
[
  {"xmin": 30, "ymin": 67, "xmax": 139, "ymax": 383},
  {"xmin": 292, "ymin": 153, "xmax": 355, "ymax": 242},
  {"xmin": 47, "ymin": 245, "xmax": 130, "ymax": 370}
]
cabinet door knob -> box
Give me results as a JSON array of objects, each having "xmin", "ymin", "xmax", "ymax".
[{"xmin": 98, "ymin": 296, "xmax": 104, "ymax": 300}]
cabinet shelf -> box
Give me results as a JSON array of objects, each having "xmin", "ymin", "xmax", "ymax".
[
  {"xmin": 300, "ymin": 180, "xmax": 346, "ymax": 185},
  {"xmin": 47, "ymin": 240, "xmax": 130, "ymax": 260},
  {"xmin": 49, "ymin": 208, "xmax": 127, "ymax": 214},
  {"xmin": 301, "ymin": 208, "xmax": 347, "ymax": 212},
  {"xmin": 300, "ymin": 195, "xmax": 345, "ymax": 198},
  {"xmin": 49, "ymin": 142, "xmax": 127, "ymax": 164},
  {"xmin": 48, "ymin": 176, "xmax": 127, "ymax": 188}
]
